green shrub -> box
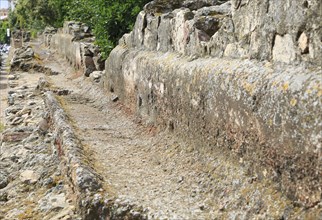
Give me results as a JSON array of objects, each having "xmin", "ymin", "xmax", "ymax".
[{"xmin": 0, "ymin": 20, "xmax": 10, "ymax": 44}]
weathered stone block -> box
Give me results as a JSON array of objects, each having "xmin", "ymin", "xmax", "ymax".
[
  {"xmin": 157, "ymin": 14, "xmax": 173, "ymax": 52},
  {"xmin": 143, "ymin": 15, "xmax": 160, "ymax": 50},
  {"xmin": 273, "ymin": 34, "xmax": 296, "ymax": 64},
  {"xmin": 132, "ymin": 11, "xmax": 147, "ymax": 48}
]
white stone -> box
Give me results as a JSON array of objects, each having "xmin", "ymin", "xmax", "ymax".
[
  {"xmin": 90, "ymin": 71, "xmax": 102, "ymax": 79},
  {"xmin": 172, "ymin": 9, "xmax": 192, "ymax": 54},
  {"xmin": 298, "ymin": 32, "xmax": 309, "ymax": 53},
  {"xmin": 20, "ymin": 170, "xmax": 39, "ymax": 184},
  {"xmin": 273, "ymin": 34, "xmax": 296, "ymax": 63}
]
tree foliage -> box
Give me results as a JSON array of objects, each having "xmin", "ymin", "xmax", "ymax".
[
  {"xmin": 0, "ymin": 20, "xmax": 9, "ymax": 44},
  {"xmin": 10, "ymin": 0, "xmax": 150, "ymax": 57},
  {"xmin": 10, "ymin": 0, "xmax": 68, "ymax": 30}
]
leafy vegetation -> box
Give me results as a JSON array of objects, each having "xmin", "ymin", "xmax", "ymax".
[
  {"xmin": 0, "ymin": 20, "xmax": 10, "ymax": 44},
  {"xmin": 9, "ymin": 0, "xmax": 150, "ymax": 57}
]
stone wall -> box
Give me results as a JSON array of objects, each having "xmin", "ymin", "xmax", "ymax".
[
  {"xmin": 46, "ymin": 21, "xmax": 105, "ymax": 76},
  {"xmin": 10, "ymin": 30, "xmax": 31, "ymax": 49},
  {"xmin": 121, "ymin": 0, "xmax": 322, "ymax": 65},
  {"xmin": 103, "ymin": 0, "xmax": 322, "ymax": 208}
]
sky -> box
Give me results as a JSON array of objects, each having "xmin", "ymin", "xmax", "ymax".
[{"xmin": 0, "ymin": 0, "xmax": 9, "ymax": 9}]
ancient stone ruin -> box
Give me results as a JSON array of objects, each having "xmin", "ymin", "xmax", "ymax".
[{"xmin": 0, "ymin": 0, "xmax": 321, "ymax": 219}]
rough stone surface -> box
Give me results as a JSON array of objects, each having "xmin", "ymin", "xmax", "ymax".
[
  {"xmin": 90, "ymin": 71, "xmax": 103, "ymax": 83},
  {"xmin": 10, "ymin": 46, "xmax": 35, "ymax": 70},
  {"xmin": 0, "ymin": 172, "xmax": 8, "ymax": 189},
  {"xmin": 38, "ymin": 192, "xmax": 68, "ymax": 212},
  {"xmin": 104, "ymin": 45, "xmax": 322, "ymax": 209}
]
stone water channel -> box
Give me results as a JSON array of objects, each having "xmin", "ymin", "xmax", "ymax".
[{"xmin": 0, "ymin": 35, "xmax": 320, "ymax": 219}]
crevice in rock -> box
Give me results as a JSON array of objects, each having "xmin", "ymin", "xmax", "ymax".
[
  {"xmin": 138, "ymin": 96, "xmax": 143, "ymax": 107},
  {"xmin": 194, "ymin": 17, "xmax": 221, "ymax": 41},
  {"xmin": 168, "ymin": 120, "xmax": 175, "ymax": 131},
  {"xmin": 271, "ymin": 32, "xmax": 277, "ymax": 52},
  {"xmin": 266, "ymin": 0, "xmax": 270, "ymax": 13},
  {"xmin": 141, "ymin": 15, "xmax": 148, "ymax": 46}
]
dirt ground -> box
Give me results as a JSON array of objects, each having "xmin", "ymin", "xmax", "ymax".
[{"xmin": 1, "ymin": 39, "xmax": 320, "ymax": 219}]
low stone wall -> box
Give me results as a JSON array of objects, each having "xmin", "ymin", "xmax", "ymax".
[
  {"xmin": 104, "ymin": 46, "xmax": 321, "ymax": 208},
  {"xmin": 50, "ymin": 34, "xmax": 83, "ymax": 70},
  {"xmin": 44, "ymin": 92, "xmax": 105, "ymax": 219},
  {"xmin": 46, "ymin": 21, "xmax": 105, "ymax": 76},
  {"xmin": 45, "ymin": 91, "xmax": 147, "ymax": 220}
]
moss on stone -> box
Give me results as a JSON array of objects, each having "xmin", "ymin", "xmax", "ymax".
[{"xmin": 0, "ymin": 122, "xmax": 5, "ymax": 132}]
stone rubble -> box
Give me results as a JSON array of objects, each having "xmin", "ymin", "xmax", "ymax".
[
  {"xmin": 10, "ymin": 46, "xmax": 35, "ymax": 71},
  {"xmin": 0, "ymin": 62, "xmax": 80, "ymax": 219}
]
